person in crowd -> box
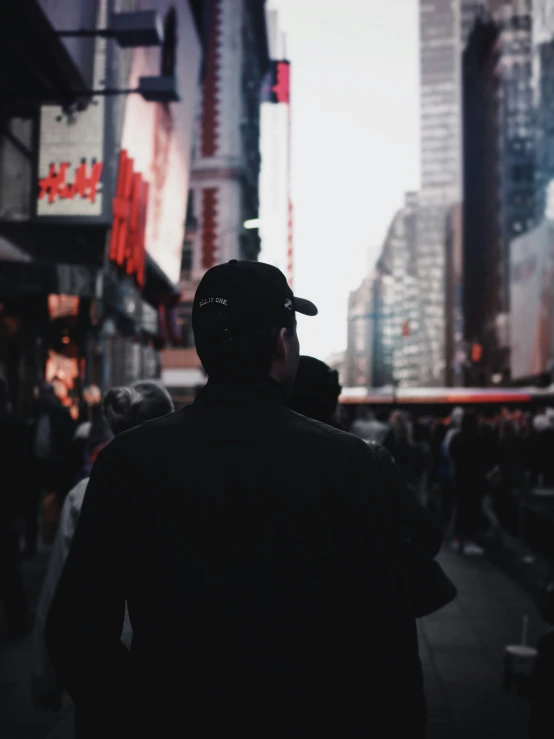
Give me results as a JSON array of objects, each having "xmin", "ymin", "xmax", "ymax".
[
  {"xmin": 430, "ymin": 422, "xmax": 453, "ymax": 527},
  {"xmin": 527, "ymin": 412, "xmax": 554, "ymax": 487},
  {"xmin": 67, "ymin": 385, "xmax": 103, "ymax": 486},
  {"xmin": 45, "ymin": 261, "xmax": 428, "ymax": 739},
  {"xmin": 413, "ymin": 420, "xmax": 434, "ymax": 509},
  {"xmin": 444, "ymin": 406, "xmax": 464, "ymax": 454},
  {"xmin": 0, "ymin": 377, "xmax": 31, "ymax": 639},
  {"xmin": 288, "ymin": 356, "xmax": 445, "ymax": 565},
  {"xmin": 449, "ymin": 410, "xmax": 488, "ymax": 555},
  {"xmin": 350, "ymin": 406, "xmax": 389, "ymax": 444},
  {"xmin": 383, "ymin": 410, "xmax": 423, "ymax": 490},
  {"xmin": 287, "ymin": 355, "xmax": 343, "ymax": 428},
  {"xmin": 21, "ymin": 383, "xmax": 75, "ymax": 558},
  {"xmin": 32, "ymin": 381, "xmax": 174, "ymax": 732},
  {"xmin": 493, "ymin": 418, "xmax": 525, "ymax": 535}
]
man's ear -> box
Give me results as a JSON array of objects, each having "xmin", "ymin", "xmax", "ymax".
[{"xmin": 275, "ymin": 327, "xmax": 288, "ymax": 361}]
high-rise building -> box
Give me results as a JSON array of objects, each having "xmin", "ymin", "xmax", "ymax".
[
  {"xmin": 463, "ymin": 13, "xmax": 502, "ymax": 386},
  {"xmin": 418, "ymin": 0, "xmax": 491, "ymax": 386},
  {"xmin": 506, "ymin": 0, "xmax": 554, "ymax": 385},
  {"xmin": 345, "ymin": 277, "xmax": 375, "ymax": 388},
  {"xmin": 462, "ymin": 1, "xmax": 533, "ymax": 385},
  {"xmin": 258, "ymin": 20, "xmax": 293, "ymax": 286},
  {"xmin": 418, "ymin": 1, "xmax": 462, "ymax": 386},
  {"xmin": 160, "ymin": 0, "xmax": 270, "ymax": 405},
  {"xmin": 533, "ymin": 0, "xmax": 554, "ymax": 220},
  {"xmin": 189, "ymin": 0, "xmax": 269, "ymax": 278},
  {"xmin": 373, "ymin": 194, "xmax": 429, "ymax": 388}
]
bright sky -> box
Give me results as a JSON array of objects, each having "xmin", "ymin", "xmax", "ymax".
[{"xmin": 270, "ymin": 0, "xmax": 421, "ymax": 362}]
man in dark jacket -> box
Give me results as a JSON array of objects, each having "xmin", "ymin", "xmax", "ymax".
[{"xmin": 45, "ymin": 261, "xmax": 427, "ymax": 738}]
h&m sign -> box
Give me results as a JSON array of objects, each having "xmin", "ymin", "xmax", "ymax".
[{"xmin": 109, "ymin": 149, "xmax": 149, "ymax": 289}]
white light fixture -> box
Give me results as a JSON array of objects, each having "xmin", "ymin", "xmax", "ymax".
[
  {"xmin": 108, "ymin": 11, "xmax": 164, "ymax": 48},
  {"xmin": 243, "ymin": 219, "xmax": 261, "ymax": 230}
]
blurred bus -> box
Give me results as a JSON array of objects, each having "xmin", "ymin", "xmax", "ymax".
[{"xmin": 338, "ymin": 386, "xmax": 554, "ymax": 424}]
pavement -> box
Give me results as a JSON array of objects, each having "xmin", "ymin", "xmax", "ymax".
[
  {"xmin": 420, "ymin": 547, "xmax": 548, "ymax": 739},
  {"xmin": 0, "ymin": 547, "xmax": 549, "ymax": 738}
]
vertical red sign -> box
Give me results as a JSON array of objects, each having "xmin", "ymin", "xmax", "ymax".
[
  {"xmin": 273, "ymin": 62, "xmax": 290, "ymax": 104},
  {"xmin": 110, "ymin": 149, "xmax": 148, "ymax": 288}
]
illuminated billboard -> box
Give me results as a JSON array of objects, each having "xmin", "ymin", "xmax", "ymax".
[
  {"xmin": 118, "ymin": 1, "xmax": 202, "ymax": 286},
  {"xmin": 510, "ymin": 221, "xmax": 554, "ymax": 379}
]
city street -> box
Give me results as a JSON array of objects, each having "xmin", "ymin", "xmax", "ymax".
[{"xmin": 0, "ymin": 546, "xmax": 548, "ymax": 739}]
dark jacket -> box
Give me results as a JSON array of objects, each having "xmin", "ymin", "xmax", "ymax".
[
  {"xmin": 370, "ymin": 442, "xmax": 442, "ymax": 558},
  {"xmin": 45, "ymin": 378, "xmax": 426, "ymax": 739},
  {"xmin": 0, "ymin": 410, "xmax": 24, "ymax": 527}
]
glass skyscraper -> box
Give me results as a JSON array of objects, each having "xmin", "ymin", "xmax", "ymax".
[{"xmin": 418, "ymin": 0, "xmax": 486, "ymax": 386}]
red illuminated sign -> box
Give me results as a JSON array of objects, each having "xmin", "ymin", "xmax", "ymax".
[
  {"xmin": 38, "ymin": 160, "xmax": 103, "ymax": 204},
  {"xmin": 109, "ymin": 149, "xmax": 149, "ymax": 288},
  {"xmin": 272, "ymin": 62, "xmax": 290, "ymax": 104}
]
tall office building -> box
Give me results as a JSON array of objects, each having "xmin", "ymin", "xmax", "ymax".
[
  {"xmin": 418, "ymin": 1, "xmax": 462, "ymax": 386},
  {"xmin": 418, "ymin": 0, "xmax": 488, "ymax": 386}
]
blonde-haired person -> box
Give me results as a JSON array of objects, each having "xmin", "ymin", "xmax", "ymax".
[{"xmin": 32, "ymin": 381, "xmax": 174, "ymax": 727}]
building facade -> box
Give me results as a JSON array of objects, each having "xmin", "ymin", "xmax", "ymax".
[
  {"xmin": 345, "ymin": 277, "xmax": 375, "ymax": 388},
  {"xmin": 189, "ymin": 0, "xmax": 269, "ymax": 278},
  {"xmin": 160, "ymin": 0, "xmax": 269, "ymax": 404},
  {"xmin": 371, "ymin": 194, "xmax": 430, "ymax": 388},
  {"xmin": 418, "ymin": 0, "xmax": 464, "ymax": 386},
  {"xmin": 462, "ymin": 2, "xmax": 533, "ymax": 385},
  {"xmin": 505, "ymin": 0, "xmax": 554, "ymax": 384},
  {"xmin": 0, "ymin": 0, "xmax": 204, "ymax": 414},
  {"xmin": 417, "ymin": 0, "xmax": 496, "ymax": 387}
]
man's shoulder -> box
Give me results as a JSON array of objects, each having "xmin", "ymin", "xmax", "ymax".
[{"xmin": 286, "ymin": 410, "xmax": 373, "ymax": 455}]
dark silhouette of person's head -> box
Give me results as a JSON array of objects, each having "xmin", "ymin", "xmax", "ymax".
[
  {"xmin": 461, "ymin": 410, "xmax": 479, "ymax": 435},
  {"xmin": 288, "ymin": 356, "xmax": 342, "ymax": 423},
  {"xmin": 103, "ymin": 381, "xmax": 175, "ymax": 436},
  {"xmin": 192, "ymin": 261, "xmax": 317, "ymax": 396}
]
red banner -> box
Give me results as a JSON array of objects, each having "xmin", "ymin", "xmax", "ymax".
[{"xmin": 109, "ymin": 149, "xmax": 149, "ymax": 288}]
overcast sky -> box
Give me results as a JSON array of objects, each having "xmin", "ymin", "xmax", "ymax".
[{"xmin": 269, "ymin": 0, "xmax": 421, "ymax": 363}]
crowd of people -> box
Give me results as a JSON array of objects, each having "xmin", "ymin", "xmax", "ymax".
[
  {"xmin": 0, "ymin": 259, "xmax": 552, "ymax": 738},
  {"xmin": 345, "ymin": 403, "xmax": 554, "ymax": 557}
]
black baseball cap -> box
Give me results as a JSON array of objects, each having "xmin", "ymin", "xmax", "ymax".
[{"xmin": 192, "ymin": 260, "xmax": 317, "ymax": 345}]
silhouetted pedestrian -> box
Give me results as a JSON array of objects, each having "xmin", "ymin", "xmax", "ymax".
[
  {"xmin": 45, "ymin": 261, "xmax": 427, "ymax": 739},
  {"xmin": 33, "ymin": 381, "xmax": 174, "ymax": 737},
  {"xmin": 0, "ymin": 376, "xmax": 30, "ymax": 639},
  {"xmin": 449, "ymin": 411, "xmax": 487, "ymax": 555}
]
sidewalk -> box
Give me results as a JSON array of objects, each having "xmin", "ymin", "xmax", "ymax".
[
  {"xmin": 0, "ymin": 553, "xmax": 73, "ymax": 739},
  {"xmin": 421, "ymin": 547, "xmax": 548, "ymax": 739},
  {"xmin": 0, "ymin": 547, "xmax": 549, "ymax": 738}
]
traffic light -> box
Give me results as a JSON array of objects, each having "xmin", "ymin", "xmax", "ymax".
[{"xmin": 471, "ymin": 343, "xmax": 483, "ymax": 363}]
